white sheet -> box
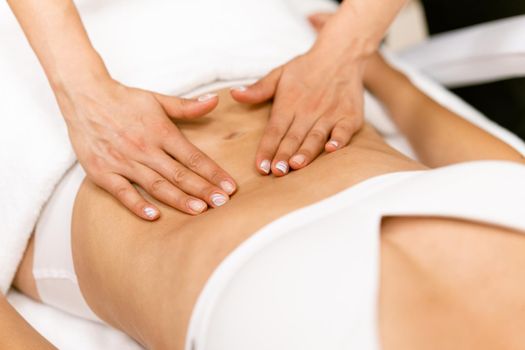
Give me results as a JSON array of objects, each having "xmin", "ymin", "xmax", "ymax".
[
  {"xmin": 399, "ymin": 15, "xmax": 525, "ymax": 87},
  {"xmin": 4, "ymin": 0, "xmax": 525, "ymax": 349}
]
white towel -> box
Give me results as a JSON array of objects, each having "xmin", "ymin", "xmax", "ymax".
[{"xmin": 0, "ymin": 0, "xmax": 337, "ymax": 293}]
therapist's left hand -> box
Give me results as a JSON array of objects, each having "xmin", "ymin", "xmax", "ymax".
[{"xmin": 231, "ymin": 13, "xmax": 366, "ymax": 176}]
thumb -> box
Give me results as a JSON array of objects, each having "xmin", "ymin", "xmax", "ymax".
[
  {"xmin": 230, "ymin": 67, "xmax": 282, "ymax": 105},
  {"xmin": 154, "ymin": 92, "xmax": 219, "ymax": 119}
]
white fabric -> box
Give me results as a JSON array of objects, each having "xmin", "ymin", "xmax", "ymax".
[
  {"xmin": 400, "ymin": 15, "xmax": 525, "ymax": 87},
  {"xmin": 33, "ymin": 163, "xmax": 101, "ymax": 322},
  {"xmin": 187, "ymin": 161, "xmax": 525, "ymax": 350},
  {"xmin": 2, "ymin": 0, "xmax": 525, "ymax": 349}
]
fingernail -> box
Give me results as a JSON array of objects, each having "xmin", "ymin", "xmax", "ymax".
[
  {"xmin": 197, "ymin": 92, "xmax": 218, "ymax": 102},
  {"xmin": 211, "ymin": 193, "xmax": 228, "ymax": 207},
  {"xmin": 328, "ymin": 140, "xmax": 340, "ymax": 149},
  {"xmin": 259, "ymin": 160, "xmax": 271, "ymax": 174},
  {"xmin": 188, "ymin": 199, "xmax": 207, "ymax": 213},
  {"xmin": 220, "ymin": 180, "xmax": 235, "ymax": 194},
  {"xmin": 231, "ymin": 85, "xmax": 247, "ymax": 92},
  {"xmin": 144, "ymin": 207, "xmax": 158, "ymax": 219},
  {"xmin": 275, "ymin": 161, "xmax": 289, "ymax": 174},
  {"xmin": 290, "ymin": 154, "xmax": 306, "ymax": 166}
]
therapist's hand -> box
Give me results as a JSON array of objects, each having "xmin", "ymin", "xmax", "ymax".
[
  {"xmin": 58, "ymin": 78, "xmax": 236, "ymax": 220},
  {"xmin": 231, "ymin": 12, "xmax": 367, "ymax": 176}
]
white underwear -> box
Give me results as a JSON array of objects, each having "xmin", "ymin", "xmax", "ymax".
[
  {"xmin": 32, "ymin": 160, "xmax": 525, "ymax": 349},
  {"xmin": 186, "ymin": 160, "xmax": 525, "ymax": 350},
  {"xmin": 33, "ymin": 163, "xmax": 100, "ymax": 322}
]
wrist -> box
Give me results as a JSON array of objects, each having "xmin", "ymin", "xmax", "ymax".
[
  {"xmin": 52, "ymin": 63, "xmax": 117, "ymax": 124},
  {"xmin": 48, "ymin": 50, "xmax": 111, "ymax": 95},
  {"xmin": 313, "ymin": 11, "xmax": 380, "ymax": 62}
]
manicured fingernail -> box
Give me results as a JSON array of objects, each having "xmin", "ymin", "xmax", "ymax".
[
  {"xmin": 144, "ymin": 207, "xmax": 158, "ymax": 219},
  {"xmin": 188, "ymin": 199, "xmax": 207, "ymax": 213},
  {"xmin": 275, "ymin": 161, "xmax": 289, "ymax": 174},
  {"xmin": 211, "ymin": 193, "xmax": 228, "ymax": 207},
  {"xmin": 328, "ymin": 140, "xmax": 340, "ymax": 149},
  {"xmin": 231, "ymin": 85, "xmax": 247, "ymax": 92},
  {"xmin": 197, "ymin": 92, "xmax": 218, "ymax": 102},
  {"xmin": 290, "ymin": 154, "xmax": 306, "ymax": 166},
  {"xmin": 260, "ymin": 160, "xmax": 271, "ymax": 174},
  {"xmin": 220, "ymin": 180, "xmax": 235, "ymax": 194}
]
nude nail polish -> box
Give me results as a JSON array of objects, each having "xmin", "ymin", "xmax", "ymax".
[
  {"xmin": 220, "ymin": 180, "xmax": 235, "ymax": 194},
  {"xmin": 260, "ymin": 160, "xmax": 271, "ymax": 174},
  {"xmin": 231, "ymin": 85, "xmax": 247, "ymax": 92},
  {"xmin": 328, "ymin": 140, "xmax": 340, "ymax": 149},
  {"xmin": 290, "ymin": 154, "xmax": 306, "ymax": 166},
  {"xmin": 275, "ymin": 161, "xmax": 289, "ymax": 174},
  {"xmin": 197, "ymin": 92, "xmax": 218, "ymax": 102},
  {"xmin": 144, "ymin": 207, "xmax": 158, "ymax": 219},
  {"xmin": 211, "ymin": 193, "xmax": 228, "ymax": 207},
  {"xmin": 189, "ymin": 200, "xmax": 207, "ymax": 213}
]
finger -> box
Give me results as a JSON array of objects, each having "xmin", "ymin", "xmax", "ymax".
[
  {"xmin": 96, "ymin": 173, "xmax": 161, "ymax": 221},
  {"xmin": 163, "ymin": 129, "xmax": 237, "ymax": 197},
  {"xmin": 271, "ymin": 118, "xmax": 315, "ymax": 176},
  {"xmin": 255, "ymin": 102, "xmax": 294, "ymax": 175},
  {"xmin": 290, "ymin": 119, "xmax": 332, "ymax": 170},
  {"xmin": 145, "ymin": 153, "xmax": 231, "ymax": 209},
  {"xmin": 125, "ymin": 163, "xmax": 210, "ymax": 215},
  {"xmin": 230, "ymin": 67, "xmax": 282, "ymax": 104},
  {"xmin": 325, "ymin": 119, "xmax": 356, "ymax": 153},
  {"xmin": 154, "ymin": 92, "xmax": 218, "ymax": 119}
]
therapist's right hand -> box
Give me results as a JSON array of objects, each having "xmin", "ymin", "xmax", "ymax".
[{"xmin": 57, "ymin": 78, "xmax": 236, "ymax": 220}]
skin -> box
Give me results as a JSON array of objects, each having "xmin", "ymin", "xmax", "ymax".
[
  {"xmin": 231, "ymin": 0, "xmax": 407, "ymax": 176},
  {"xmin": 7, "ymin": 0, "xmax": 237, "ymax": 220},
  {"xmin": 10, "ymin": 55, "xmax": 525, "ymax": 349}
]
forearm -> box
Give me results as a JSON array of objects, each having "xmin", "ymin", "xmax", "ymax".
[
  {"xmin": 315, "ymin": 0, "xmax": 407, "ymax": 60},
  {"xmin": 7, "ymin": 0, "xmax": 109, "ymax": 95},
  {"xmin": 0, "ymin": 294, "xmax": 56, "ymax": 350},
  {"xmin": 364, "ymin": 55, "xmax": 524, "ymax": 167}
]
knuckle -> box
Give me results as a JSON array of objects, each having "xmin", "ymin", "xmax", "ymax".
[
  {"xmin": 86, "ymin": 154, "xmax": 105, "ymax": 171},
  {"xmin": 171, "ymin": 168, "xmax": 188, "ymax": 186},
  {"xmin": 309, "ymin": 129, "xmax": 327, "ymax": 142},
  {"xmin": 117, "ymin": 131, "xmax": 148, "ymax": 154},
  {"xmin": 337, "ymin": 122, "xmax": 354, "ymax": 134},
  {"xmin": 284, "ymin": 132, "xmax": 302, "ymax": 145},
  {"xmin": 187, "ymin": 151, "xmax": 205, "ymax": 169},
  {"xmin": 265, "ymin": 124, "xmax": 284, "ymax": 138},
  {"xmin": 149, "ymin": 178, "xmax": 168, "ymax": 193},
  {"xmin": 157, "ymin": 120, "xmax": 174, "ymax": 138},
  {"xmin": 207, "ymin": 169, "xmax": 223, "ymax": 184},
  {"xmin": 114, "ymin": 185, "xmax": 130, "ymax": 200}
]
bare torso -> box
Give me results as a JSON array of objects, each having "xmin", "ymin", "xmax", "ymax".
[{"xmin": 71, "ymin": 90, "xmax": 424, "ymax": 347}]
